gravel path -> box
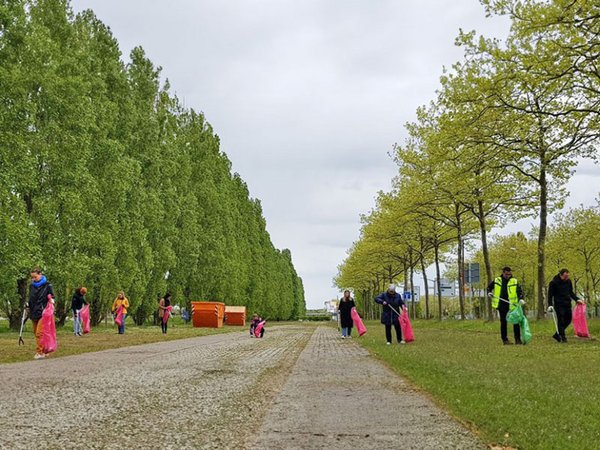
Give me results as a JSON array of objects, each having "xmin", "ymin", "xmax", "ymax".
[
  {"xmin": 0, "ymin": 326, "xmax": 312, "ymax": 450},
  {"xmin": 249, "ymin": 326, "xmax": 485, "ymax": 449}
]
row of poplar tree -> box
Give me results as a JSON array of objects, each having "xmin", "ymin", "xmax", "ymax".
[
  {"xmin": 0, "ymin": 0, "xmax": 305, "ymax": 328},
  {"xmin": 336, "ymin": 0, "xmax": 599, "ymax": 320}
]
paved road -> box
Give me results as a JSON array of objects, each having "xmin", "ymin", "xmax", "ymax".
[
  {"xmin": 0, "ymin": 325, "xmax": 483, "ymax": 449},
  {"xmin": 249, "ymin": 326, "xmax": 484, "ymax": 449}
]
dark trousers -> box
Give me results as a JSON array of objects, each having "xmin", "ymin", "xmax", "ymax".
[
  {"xmin": 555, "ymin": 305, "xmax": 572, "ymax": 338},
  {"xmin": 498, "ymin": 306, "xmax": 521, "ymax": 342},
  {"xmin": 385, "ymin": 320, "xmax": 402, "ymax": 343},
  {"xmin": 161, "ymin": 321, "xmax": 168, "ymax": 334}
]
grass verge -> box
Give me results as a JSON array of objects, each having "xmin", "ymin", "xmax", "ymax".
[
  {"xmin": 356, "ymin": 318, "xmax": 600, "ymax": 450},
  {"xmin": 0, "ymin": 317, "xmax": 243, "ymax": 364}
]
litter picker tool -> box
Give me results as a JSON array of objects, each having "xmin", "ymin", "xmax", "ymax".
[
  {"xmin": 386, "ymin": 303, "xmax": 402, "ymax": 317},
  {"xmin": 550, "ymin": 308, "xmax": 559, "ymax": 335},
  {"xmin": 18, "ymin": 306, "xmax": 28, "ymax": 346},
  {"xmin": 385, "ymin": 303, "xmax": 414, "ymax": 342},
  {"xmin": 488, "ymin": 293, "xmax": 514, "ymax": 306}
]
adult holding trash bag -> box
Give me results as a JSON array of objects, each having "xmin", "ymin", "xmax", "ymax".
[
  {"xmin": 158, "ymin": 293, "xmax": 172, "ymax": 334},
  {"xmin": 487, "ymin": 267, "xmax": 525, "ymax": 345},
  {"xmin": 338, "ymin": 290, "xmax": 355, "ymax": 339},
  {"xmin": 547, "ymin": 269, "xmax": 584, "ymax": 343},
  {"xmin": 375, "ymin": 284, "xmax": 405, "ymax": 345},
  {"xmin": 71, "ymin": 287, "xmax": 88, "ymax": 337},
  {"xmin": 112, "ymin": 291, "xmax": 129, "ymax": 334},
  {"xmin": 28, "ymin": 267, "xmax": 55, "ymax": 360}
]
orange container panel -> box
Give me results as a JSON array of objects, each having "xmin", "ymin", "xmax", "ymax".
[
  {"xmin": 225, "ymin": 306, "xmax": 247, "ymax": 326},
  {"xmin": 191, "ymin": 302, "xmax": 225, "ymax": 328}
]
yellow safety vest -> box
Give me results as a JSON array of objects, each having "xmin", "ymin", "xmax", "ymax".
[{"xmin": 493, "ymin": 277, "xmax": 518, "ymax": 310}]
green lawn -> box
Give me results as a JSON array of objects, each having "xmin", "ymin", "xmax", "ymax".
[
  {"xmin": 357, "ymin": 318, "xmax": 600, "ymax": 450},
  {"xmin": 0, "ymin": 317, "xmax": 242, "ymax": 364}
]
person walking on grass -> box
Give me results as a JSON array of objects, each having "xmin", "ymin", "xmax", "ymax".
[
  {"xmin": 158, "ymin": 293, "xmax": 172, "ymax": 334},
  {"xmin": 28, "ymin": 267, "xmax": 55, "ymax": 360},
  {"xmin": 112, "ymin": 291, "xmax": 129, "ymax": 334},
  {"xmin": 375, "ymin": 284, "xmax": 405, "ymax": 345},
  {"xmin": 547, "ymin": 269, "xmax": 584, "ymax": 343},
  {"xmin": 71, "ymin": 287, "xmax": 88, "ymax": 337},
  {"xmin": 337, "ymin": 290, "xmax": 355, "ymax": 339},
  {"xmin": 487, "ymin": 267, "xmax": 525, "ymax": 345}
]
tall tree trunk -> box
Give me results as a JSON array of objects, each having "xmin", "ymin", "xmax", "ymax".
[
  {"xmin": 420, "ymin": 257, "xmax": 430, "ymax": 319},
  {"xmin": 409, "ymin": 250, "xmax": 415, "ymax": 320},
  {"xmin": 435, "ymin": 244, "xmax": 442, "ymax": 321},
  {"xmin": 12, "ymin": 278, "xmax": 29, "ymax": 330},
  {"xmin": 456, "ymin": 208, "xmax": 466, "ymax": 320},
  {"xmin": 90, "ymin": 279, "xmax": 103, "ymax": 327},
  {"xmin": 477, "ymin": 199, "xmax": 494, "ymax": 321},
  {"xmin": 537, "ymin": 164, "xmax": 548, "ymax": 319}
]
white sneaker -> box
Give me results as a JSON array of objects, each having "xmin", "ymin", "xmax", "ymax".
[
  {"xmin": 34, "ymin": 353, "xmax": 45, "ymax": 360},
  {"xmin": 386, "ymin": 342, "xmax": 391, "ymax": 345},
  {"xmin": 341, "ymin": 335, "xmax": 346, "ymax": 339},
  {"xmin": 400, "ymin": 340, "xmax": 406, "ymax": 345},
  {"xmin": 347, "ymin": 336, "xmax": 352, "ymax": 339}
]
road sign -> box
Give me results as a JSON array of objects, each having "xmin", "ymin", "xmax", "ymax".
[
  {"xmin": 436, "ymin": 279, "xmax": 456, "ymax": 297},
  {"xmin": 402, "ymin": 287, "xmax": 420, "ymax": 302},
  {"xmin": 465, "ymin": 263, "xmax": 480, "ymax": 284}
]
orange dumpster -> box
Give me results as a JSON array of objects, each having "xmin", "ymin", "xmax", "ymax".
[
  {"xmin": 225, "ymin": 306, "xmax": 247, "ymax": 326},
  {"xmin": 191, "ymin": 301, "xmax": 225, "ymax": 328}
]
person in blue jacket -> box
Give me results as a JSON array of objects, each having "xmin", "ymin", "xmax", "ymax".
[{"xmin": 375, "ymin": 284, "xmax": 405, "ymax": 345}]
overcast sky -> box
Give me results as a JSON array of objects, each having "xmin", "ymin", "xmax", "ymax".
[{"xmin": 71, "ymin": 0, "xmax": 598, "ymax": 308}]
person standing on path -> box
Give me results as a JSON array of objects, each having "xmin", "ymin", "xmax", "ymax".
[
  {"xmin": 375, "ymin": 284, "xmax": 405, "ymax": 345},
  {"xmin": 337, "ymin": 290, "xmax": 355, "ymax": 339},
  {"xmin": 158, "ymin": 293, "xmax": 172, "ymax": 334},
  {"xmin": 71, "ymin": 287, "xmax": 88, "ymax": 337},
  {"xmin": 487, "ymin": 267, "xmax": 525, "ymax": 345},
  {"xmin": 112, "ymin": 291, "xmax": 129, "ymax": 334},
  {"xmin": 547, "ymin": 269, "xmax": 584, "ymax": 343},
  {"xmin": 28, "ymin": 267, "xmax": 55, "ymax": 360}
]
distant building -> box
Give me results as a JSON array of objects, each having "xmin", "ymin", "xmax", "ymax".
[{"xmin": 324, "ymin": 299, "xmax": 339, "ymax": 321}]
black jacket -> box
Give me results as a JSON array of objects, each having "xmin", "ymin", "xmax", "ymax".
[
  {"xmin": 375, "ymin": 292, "xmax": 405, "ymax": 325},
  {"xmin": 548, "ymin": 275, "xmax": 578, "ymax": 308},
  {"xmin": 71, "ymin": 291, "xmax": 87, "ymax": 312},
  {"xmin": 338, "ymin": 298, "xmax": 355, "ymax": 328},
  {"xmin": 28, "ymin": 279, "xmax": 54, "ymax": 321}
]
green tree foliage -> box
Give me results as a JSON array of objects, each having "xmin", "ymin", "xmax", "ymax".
[
  {"xmin": 337, "ymin": 0, "xmax": 599, "ymax": 320},
  {"xmin": 0, "ymin": 0, "xmax": 304, "ymax": 328}
]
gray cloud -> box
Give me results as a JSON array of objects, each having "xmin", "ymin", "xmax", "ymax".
[{"xmin": 70, "ymin": 0, "xmax": 597, "ymax": 308}]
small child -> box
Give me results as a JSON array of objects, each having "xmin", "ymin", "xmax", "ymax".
[{"xmin": 250, "ymin": 314, "xmax": 265, "ymax": 338}]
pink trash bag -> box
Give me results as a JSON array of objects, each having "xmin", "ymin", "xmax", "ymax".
[
  {"xmin": 40, "ymin": 296, "xmax": 57, "ymax": 354},
  {"xmin": 114, "ymin": 306, "xmax": 124, "ymax": 327},
  {"xmin": 163, "ymin": 305, "xmax": 173, "ymax": 324},
  {"xmin": 400, "ymin": 306, "xmax": 414, "ymax": 343},
  {"xmin": 80, "ymin": 304, "xmax": 91, "ymax": 334},
  {"xmin": 255, "ymin": 320, "xmax": 266, "ymax": 338},
  {"xmin": 351, "ymin": 307, "xmax": 367, "ymax": 336},
  {"xmin": 573, "ymin": 303, "xmax": 590, "ymax": 338}
]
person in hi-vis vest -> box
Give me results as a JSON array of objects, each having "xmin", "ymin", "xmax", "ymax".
[{"xmin": 487, "ymin": 267, "xmax": 525, "ymax": 345}]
